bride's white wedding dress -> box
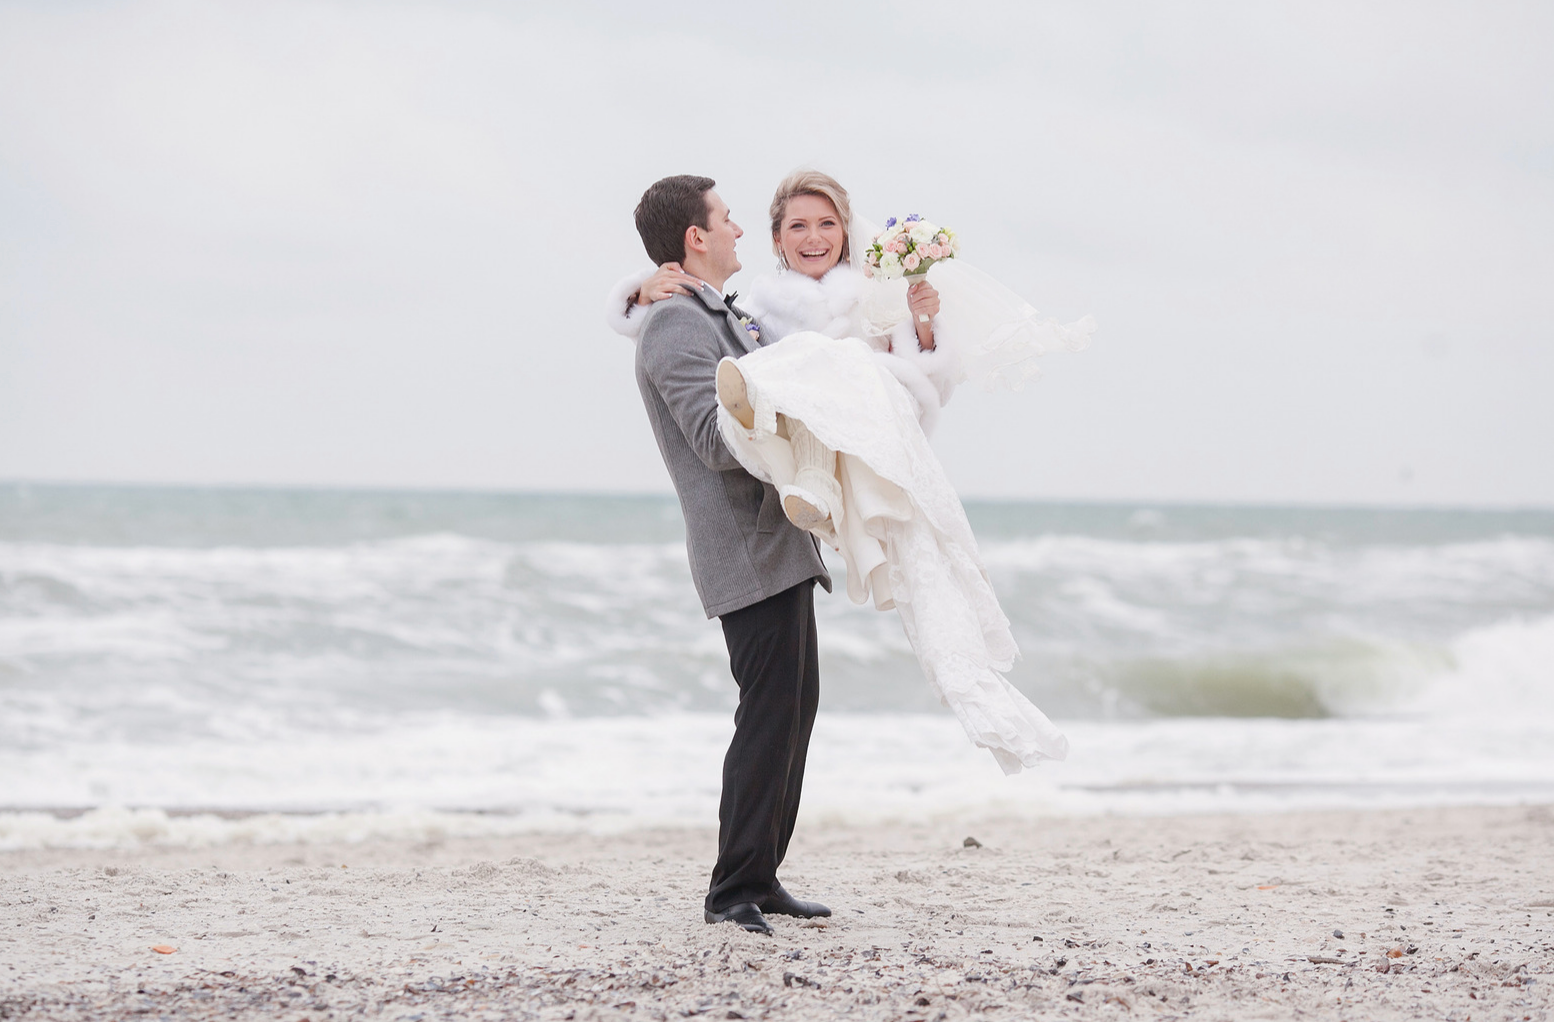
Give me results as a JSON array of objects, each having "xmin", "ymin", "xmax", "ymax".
[{"xmin": 604, "ymin": 235, "xmax": 1092, "ymax": 773}]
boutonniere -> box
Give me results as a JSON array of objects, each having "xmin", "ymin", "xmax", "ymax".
[{"xmin": 737, "ymin": 315, "xmax": 760, "ymax": 343}]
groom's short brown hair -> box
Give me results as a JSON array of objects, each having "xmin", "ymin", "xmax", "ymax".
[{"xmin": 635, "ymin": 175, "xmax": 716, "ymax": 266}]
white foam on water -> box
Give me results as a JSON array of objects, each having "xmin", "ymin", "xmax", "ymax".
[
  {"xmin": 3, "ymin": 706, "xmax": 1553, "ymax": 849},
  {"xmin": 0, "ymin": 807, "xmax": 584, "ymax": 852},
  {"xmin": 1418, "ymin": 613, "xmax": 1554, "ymax": 717},
  {"xmin": 3, "ymin": 522, "xmax": 1552, "ymax": 848}
]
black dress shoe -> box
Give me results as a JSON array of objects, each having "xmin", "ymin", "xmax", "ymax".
[
  {"xmin": 704, "ymin": 902, "xmax": 773, "ymax": 934},
  {"xmin": 761, "ymin": 882, "xmax": 831, "ymax": 918}
]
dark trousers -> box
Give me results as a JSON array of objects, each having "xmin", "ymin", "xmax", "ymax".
[{"xmin": 705, "ymin": 579, "xmax": 820, "ymax": 913}]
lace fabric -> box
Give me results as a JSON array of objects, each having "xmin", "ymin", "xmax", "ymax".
[{"xmin": 718, "ymin": 332, "xmax": 1069, "ymax": 773}]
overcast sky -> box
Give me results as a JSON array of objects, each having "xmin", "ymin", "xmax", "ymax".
[{"xmin": 2, "ymin": 0, "xmax": 1550, "ymax": 505}]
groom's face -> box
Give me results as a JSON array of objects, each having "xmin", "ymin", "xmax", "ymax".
[{"xmin": 699, "ymin": 190, "xmax": 743, "ymax": 280}]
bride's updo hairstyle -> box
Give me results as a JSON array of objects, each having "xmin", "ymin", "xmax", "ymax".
[{"xmin": 769, "ymin": 169, "xmax": 852, "ymax": 268}]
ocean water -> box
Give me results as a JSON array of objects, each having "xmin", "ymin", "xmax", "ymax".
[{"xmin": 2, "ymin": 483, "xmax": 1552, "ymax": 849}]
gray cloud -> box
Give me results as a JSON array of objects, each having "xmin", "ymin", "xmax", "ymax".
[{"xmin": 1, "ymin": 0, "xmax": 1549, "ymax": 504}]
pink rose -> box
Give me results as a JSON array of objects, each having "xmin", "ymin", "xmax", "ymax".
[
  {"xmin": 903, "ymin": 252, "xmax": 921, "ymax": 271},
  {"xmin": 926, "ymin": 244, "xmax": 943, "ymax": 259},
  {"xmin": 890, "ymin": 238, "xmax": 908, "ymax": 254}
]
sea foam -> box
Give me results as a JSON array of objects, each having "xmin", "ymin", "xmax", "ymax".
[{"xmin": 3, "ymin": 489, "xmax": 1552, "ymax": 842}]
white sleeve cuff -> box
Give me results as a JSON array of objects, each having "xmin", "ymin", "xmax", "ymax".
[
  {"xmin": 887, "ymin": 320, "xmax": 961, "ymax": 409},
  {"xmin": 603, "ymin": 268, "xmax": 657, "ymax": 340}
]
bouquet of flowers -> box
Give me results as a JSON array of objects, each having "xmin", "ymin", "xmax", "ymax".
[{"xmin": 863, "ymin": 214, "xmax": 959, "ymax": 280}]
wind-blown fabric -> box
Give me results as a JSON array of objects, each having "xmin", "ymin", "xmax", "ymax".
[
  {"xmin": 717, "ymin": 332, "xmax": 1070, "ymax": 773},
  {"xmin": 846, "ymin": 213, "xmax": 1096, "ymax": 392}
]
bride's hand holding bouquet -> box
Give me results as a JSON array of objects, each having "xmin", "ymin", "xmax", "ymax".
[{"xmin": 865, "ymin": 215, "xmax": 957, "ymax": 348}]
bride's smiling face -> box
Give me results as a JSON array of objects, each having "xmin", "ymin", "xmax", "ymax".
[{"xmin": 777, "ymin": 194, "xmax": 846, "ymax": 280}]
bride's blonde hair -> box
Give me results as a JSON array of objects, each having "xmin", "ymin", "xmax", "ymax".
[{"xmin": 769, "ymin": 169, "xmax": 852, "ymax": 267}]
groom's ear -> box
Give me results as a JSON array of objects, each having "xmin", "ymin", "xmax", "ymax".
[{"xmin": 683, "ymin": 223, "xmax": 708, "ymax": 257}]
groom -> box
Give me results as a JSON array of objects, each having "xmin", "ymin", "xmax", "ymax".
[{"xmin": 631, "ymin": 175, "xmax": 833, "ymax": 934}]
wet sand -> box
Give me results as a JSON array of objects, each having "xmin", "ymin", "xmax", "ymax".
[{"xmin": 2, "ymin": 805, "xmax": 1552, "ymax": 1020}]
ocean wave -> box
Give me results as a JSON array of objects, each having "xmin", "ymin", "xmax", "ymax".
[
  {"xmin": 1419, "ymin": 613, "xmax": 1554, "ymax": 717},
  {"xmin": 5, "ymin": 492, "xmax": 1553, "ymax": 833},
  {"xmin": 0, "ymin": 806, "xmax": 605, "ymax": 852},
  {"xmin": 1096, "ymin": 638, "xmax": 1454, "ymax": 718},
  {"xmin": 4, "ymin": 712, "xmax": 1553, "ymax": 848},
  {"xmin": 1, "ymin": 532, "xmax": 1551, "ymax": 735}
]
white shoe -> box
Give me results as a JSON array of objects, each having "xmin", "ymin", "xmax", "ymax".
[
  {"xmin": 716, "ymin": 358, "xmax": 755, "ymax": 430},
  {"xmin": 779, "ymin": 484, "xmax": 832, "ymax": 532}
]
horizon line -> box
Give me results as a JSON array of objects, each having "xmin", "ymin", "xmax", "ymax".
[{"xmin": 4, "ymin": 478, "xmax": 1553, "ymax": 516}]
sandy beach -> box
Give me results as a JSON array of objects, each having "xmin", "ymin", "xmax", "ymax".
[{"xmin": 1, "ymin": 805, "xmax": 1550, "ymax": 1021}]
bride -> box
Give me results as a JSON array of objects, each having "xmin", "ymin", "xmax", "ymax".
[{"xmin": 605, "ymin": 170, "xmax": 1092, "ymax": 773}]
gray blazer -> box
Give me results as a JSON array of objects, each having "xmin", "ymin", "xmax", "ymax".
[{"xmin": 635, "ymin": 285, "xmax": 831, "ymax": 618}]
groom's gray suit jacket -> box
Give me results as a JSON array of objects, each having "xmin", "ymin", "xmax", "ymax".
[{"xmin": 635, "ymin": 285, "xmax": 831, "ymax": 618}]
